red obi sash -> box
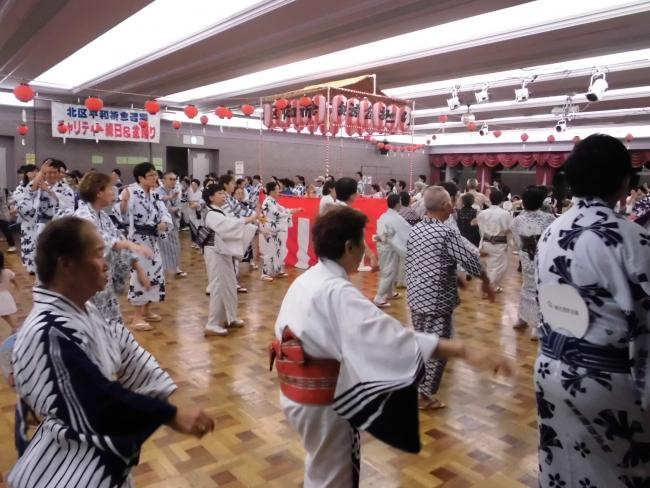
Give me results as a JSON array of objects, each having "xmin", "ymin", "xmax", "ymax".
[{"xmin": 269, "ymin": 326, "xmax": 340, "ymax": 405}]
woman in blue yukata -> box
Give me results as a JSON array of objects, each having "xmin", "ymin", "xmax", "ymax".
[{"xmin": 535, "ymin": 134, "xmax": 650, "ymax": 488}]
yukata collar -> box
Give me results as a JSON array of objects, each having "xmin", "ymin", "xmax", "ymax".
[
  {"xmin": 319, "ymin": 258, "xmax": 349, "ymax": 280},
  {"xmin": 32, "ymin": 286, "xmax": 87, "ymax": 316}
]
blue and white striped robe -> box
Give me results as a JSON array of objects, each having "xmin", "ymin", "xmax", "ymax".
[{"xmin": 9, "ymin": 288, "xmax": 177, "ymax": 488}]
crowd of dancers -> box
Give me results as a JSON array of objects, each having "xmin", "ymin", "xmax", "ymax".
[{"xmin": 0, "ymin": 134, "xmax": 649, "ymax": 487}]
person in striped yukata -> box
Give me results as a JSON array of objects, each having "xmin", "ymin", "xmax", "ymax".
[
  {"xmin": 9, "ymin": 217, "xmax": 213, "ymax": 488},
  {"xmin": 155, "ymin": 171, "xmax": 187, "ymax": 278}
]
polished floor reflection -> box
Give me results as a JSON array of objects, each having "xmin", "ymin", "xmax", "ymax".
[{"xmin": 0, "ymin": 235, "xmax": 539, "ymax": 487}]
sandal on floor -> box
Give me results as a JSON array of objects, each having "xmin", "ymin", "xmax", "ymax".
[
  {"xmin": 277, "ymin": 272, "xmax": 288, "ymax": 278},
  {"xmin": 237, "ymin": 286, "xmax": 248, "ymax": 293},
  {"xmin": 261, "ymin": 275, "xmax": 274, "ymax": 282},
  {"xmin": 132, "ymin": 321, "xmax": 153, "ymax": 331},
  {"xmin": 144, "ymin": 313, "xmax": 162, "ymax": 322},
  {"xmin": 250, "ymin": 264, "xmax": 259, "ymax": 270},
  {"xmin": 175, "ymin": 271, "xmax": 188, "ymax": 278},
  {"xmin": 418, "ymin": 397, "xmax": 446, "ymax": 410},
  {"xmin": 390, "ymin": 292, "xmax": 401, "ymax": 299},
  {"xmin": 374, "ymin": 300, "xmax": 391, "ymax": 308}
]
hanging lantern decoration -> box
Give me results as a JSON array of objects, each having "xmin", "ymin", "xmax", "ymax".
[
  {"xmin": 241, "ymin": 104, "xmax": 255, "ymax": 116},
  {"xmin": 385, "ymin": 144, "xmax": 392, "ymax": 151},
  {"xmin": 625, "ymin": 133, "xmax": 634, "ymax": 143},
  {"xmin": 215, "ymin": 106, "xmax": 228, "ymax": 119},
  {"xmin": 200, "ymin": 114, "xmax": 209, "ymax": 134},
  {"xmin": 144, "ymin": 99, "xmax": 160, "ymax": 115},
  {"xmin": 172, "ymin": 120, "xmax": 182, "ymax": 130},
  {"xmin": 438, "ymin": 114, "xmax": 448, "ymax": 123},
  {"xmin": 84, "ymin": 96, "xmax": 104, "ymax": 112},
  {"xmin": 520, "ymin": 132, "xmax": 529, "ymax": 142},
  {"xmin": 275, "ymin": 98, "xmax": 289, "ymax": 110},
  {"xmin": 16, "ymin": 123, "xmax": 28, "ymax": 145},
  {"xmin": 547, "ymin": 135, "xmax": 555, "ymax": 143},
  {"xmin": 13, "ymin": 83, "xmax": 35, "ymax": 103},
  {"xmin": 226, "ymin": 108, "xmax": 233, "ymax": 119},
  {"xmin": 57, "ymin": 120, "xmax": 68, "ymax": 144},
  {"xmin": 572, "ymin": 135, "xmax": 581, "ymax": 145},
  {"xmin": 299, "ymin": 96, "xmax": 312, "ymax": 108},
  {"xmin": 377, "ymin": 142, "xmax": 385, "ymax": 149},
  {"xmin": 184, "ymin": 104, "xmax": 199, "ymax": 119},
  {"xmin": 369, "ymin": 137, "xmax": 377, "ymax": 144},
  {"xmin": 467, "ymin": 121, "xmax": 477, "ymax": 132},
  {"xmin": 493, "ymin": 129, "xmax": 502, "ymax": 138}
]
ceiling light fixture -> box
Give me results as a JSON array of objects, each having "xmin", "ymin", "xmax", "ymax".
[
  {"xmin": 474, "ymin": 84, "xmax": 490, "ymax": 103},
  {"xmin": 586, "ymin": 69, "xmax": 608, "ymax": 101},
  {"xmin": 447, "ymin": 86, "xmax": 461, "ymax": 110}
]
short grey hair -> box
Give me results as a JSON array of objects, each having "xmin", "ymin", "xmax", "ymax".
[
  {"xmin": 467, "ymin": 178, "xmax": 479, "ymax": 190},
  {"xmin": 423, "ymin": 186, "xmax": 451, "ymax": 212},
  {"xmin": 414, "ymin": 181, "xmax": 427, "ymax": 192}
]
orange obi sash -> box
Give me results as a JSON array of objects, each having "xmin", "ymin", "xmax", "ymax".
[{"xmin": 269, "ymin": 326, "xmax": 340, "ymax": 405}]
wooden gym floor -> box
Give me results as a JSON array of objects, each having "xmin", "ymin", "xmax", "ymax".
[{"xmin": 0, "ymin": 233, "xmax": 539, "ymax": 487}]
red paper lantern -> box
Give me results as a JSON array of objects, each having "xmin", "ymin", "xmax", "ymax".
[
  {"xmin": 56, "ymin": 121, "xmax": 68, "ymax": 134},
  {"xmin": 369, "ymin": 137, "xmax": 377, "ymax": 144},
  {"xmin": 467, "ymin": 121, "xmax": 477, "ymax": 131},
  {"xmin": 377, "ymin": 142, "xmax": 385, "ymax": 149},
  {"xmin": 275, "ymin": 98, "xmax": 288, "ymax": 110},
  {"xmin": 572, "ymin": 136, "xmax": 581, "ymax": 145},
  {"xmin": 16, "ymin": 124, "xmax": 28, "ymax": 136},
  {"xmin": 172, "ymin": 120, "xmax": 182, "ymax": 130},
  {"xmin": 547, "ymin": 135, "xmax": 555, "ymax": 143},
  {"xmin": 385, "ymin": 144, "xmax": 392, "ymax": 151},
  {"xmin": 520, "ymin": 133, "xmax": 529, "ymax": 142},
  {"xmin": 215, "ymin": 106, "xmax": 228, "ymax": 119},
  {"xmin": 299, "ymin": 96, "xmax": 312, "ymax": 107},
  {"xmin": 184, "ymin": 104, "xmax": 198, "ymax": 119},
  {"xmin": 241, "ymin": 104, "xmax": 255, "ymax": 116},
  {"xmin": 13, "ymin": 83, "xmax": 35, "ymax": 103},
  {"xmin": 84, "ymin": 96, "xmax": 104, "ymax": 112},
  {"xmin": 438, "ymin": 115, "xmax": 448, "ymax": 123},
  {"xmin": 200, "ymin": 115, "xmax": 209, "ymax": 125},
  {"xmin": 226, "ymin": 108, "xmax": 233, "ymax": 119},
  {"xmin": 493, "ymin": 129, "xmax": 502, "ymax": 138},
  {"xmin": 138, "ymin": 119, "xmax": 148, "ymax": 128},
  {"xmin": 144, "ymin": 99, "xmax": 160, "ymax": 115},
  {"xmin": 625, "ymin": 133, "xmax": 634, "ymax": 143}
]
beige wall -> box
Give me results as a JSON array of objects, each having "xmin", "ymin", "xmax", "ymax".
[{"xmin": 0, "ymin": 103, "xmax": 429, "ymax": 189}]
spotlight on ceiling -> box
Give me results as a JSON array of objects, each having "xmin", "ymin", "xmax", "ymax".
[
  {"xmin": 447, "ymin": 86, "xmax": 461, "ymax": 110},
  {"xmin": 515, "ymin": 80, "xmax": 530, "ymax": 102},
  {"xmin": 555, "ymin": 118, "xmax": 567, "ymax": 133},
  {"xmin": 474, "ymin": 84, "xmax": 490, "ymax": 104},
  {"xmin": 586, "ymin": 70, "xmax": 608, "ymax": 102},
  {"xmin": 479, "ymin": 122, "xmax": 489, "ymax": 136}
]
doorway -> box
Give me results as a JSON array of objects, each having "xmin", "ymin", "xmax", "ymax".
[
  {"xmin": 188, "ymin": 148, "xmax": 219, "ymax": 181},
  {"xmin": 0, "ymin": 136, "xmax": 14, "ymax": 190},
  {"xmin": 166, "ymin": 147, "xmax": 189, "ymax": 178}
]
